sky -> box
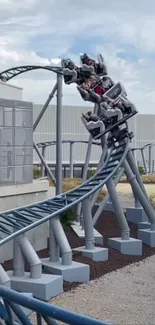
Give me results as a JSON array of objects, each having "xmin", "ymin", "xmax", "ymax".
[{"xmin": 1, "ymin": 0, "xmax": 155, "ymax": 113}]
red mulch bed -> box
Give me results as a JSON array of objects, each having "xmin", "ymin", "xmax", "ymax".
[{"xmin": 3, "ymin": 211, "xmax": 155, "ymax": 292}]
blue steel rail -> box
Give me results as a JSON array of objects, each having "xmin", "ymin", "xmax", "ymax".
[
  {"xmin": 0, "ymin": 286, "xmax": 111, "ymax": 325},
  {"xmin": 0, "ymin": 140, "xmax": 129, "ymax": 246}
]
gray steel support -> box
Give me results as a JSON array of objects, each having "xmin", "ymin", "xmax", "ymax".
[
  {"xmin": 127, "ymin": 151, "xmax": 141, "ymax": 207},
  {"xmin": 123, "ymin": 160, "xmax": 155, "ymax": 230},
  {"xmin": 77, "ymin": 104, "xmax": 98, "ymax": 221},
  {"xmin": 41, "ymin": 146, "xmax": 46, "ymax": 177},
  {"xmin": 49, "ymin": 223, "xmax": 59, "ymax": 263},
  {"xmin": 92, "ymin": 167, "xmax": 124, "ymax": 226},
  {"xmin": 18, "ymin": 235, "xmax": 42, "ymax": 279},
  {"xmin": 51, "ymin": 217, "xmax": 72, "ymax": 265},
  {"xmin": 33, "ymin": 83, "xmax": 57, "ymax": 184},
  {"xmin": 141, "ymin": 149, "xmax": 147, "ymax": 174},
  {"xmin": 149, "ymin": 146, "xmax": 152, "ymax": 174},
  {"xmin": 82, "ymin": 198, "xmax": 95, "ymax": 250},
  {"xmin": 106, "ymin": 178, "xmax": 130, "ymax": 240},
  {"xmin": 152, "ymin": 159, "xmax": 155, "ymax": 173},
  {"xmin": 42, "ymin": 315, "xmax": 58, "ymax": 325},
  {"xmin": 56, "ymin": 73, "xmax": 63, "ymax": 194},
  {"xmin": 49, "ymin": 73, "xmax": 72, "ymax": 266},
  {"xmin": 69, "ymin": 142, "xmax": 74, "ymax": 178},
  {"xmin": 91, "ymin": 137, "xmax": 107, "ymax": 208},
  {"xmin": 127, "ymin": 149, "xmax": 149, "ymax": 198},
  {"xmin": 13, "ymin": 236, "xmax": 25, "ymax": 277},
  {"xmin": 76, "ymin": 135, "xmax": 92, "ymax": 222},
  {"xmin": 0, "ymin": 265, "xmax": 10, "ymax": 285},
  {"xmin": 33, "ymin": 142, "xmax": 56, "ymax": 184},
  {"xmin": 33, "ymin": 83, "xmax": 57, "ymax": 131},
  {"xmin": 131, "ymin": 185, "xmax": 141, "ymax": 208},
  {"xmin": 132, "ymin": 150, "xmax": 135, "ymax": 159}
]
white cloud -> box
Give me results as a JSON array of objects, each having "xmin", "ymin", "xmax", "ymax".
[{"xmin": 0, "ymin": 0, "xmax": 155, "ymax": 113}]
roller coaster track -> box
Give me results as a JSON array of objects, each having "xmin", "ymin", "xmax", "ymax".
[
  {"xmin": 0, "ymin": 65, "xmax": 62, "ymax": 81},
  {"xmin": 0, "ymin": 139, "xmax": 129, "ymax": 246},
  {"xmin": 36, "ymin": 139, "xmax": 101, "ymax": 148}
]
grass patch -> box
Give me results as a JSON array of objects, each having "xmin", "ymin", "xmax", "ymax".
[{"xmin": 149, "ymin": 194, "xmax": 155, "ymax": 209}]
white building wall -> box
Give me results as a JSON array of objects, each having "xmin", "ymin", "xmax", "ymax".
[
  {"xmin": 0, "ymin": 82, "xmax": 23, "ymax": 101},
  {"xmin": 33, "ymin": 104, "xmax": 155, "ymax": 170}
]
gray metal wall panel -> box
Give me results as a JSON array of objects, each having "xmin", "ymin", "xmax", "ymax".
[
  {"xmin": 33, "ymin": 104, "xmax": 155, "ymax": 169},
  {"xmin": 0, "ymin": 98, "xmax": 33, "ymax": 185}
]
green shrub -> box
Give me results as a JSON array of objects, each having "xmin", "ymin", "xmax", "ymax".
[
  {"xmin": 87, "ymin": 168, "xmax": 96, "ymax": 179},
  {"xmin": 149, "ymin": 194, "xmax": 155, "ymax": 209},
  {"xmin": 138, "ymin": 166, "xmax": 145, "ymax": 175},
  {"xmin": 33, "ymin": 166, "xmax": 41, "ymax": 179},
  {"xmin": 60, "ymin": 208, "xmax": 76, "ymax": 230}
]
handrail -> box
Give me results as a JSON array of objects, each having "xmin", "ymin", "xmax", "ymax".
[{"xmin": 0, "ymin": 286, "xmax": 111, "ymax": 325}]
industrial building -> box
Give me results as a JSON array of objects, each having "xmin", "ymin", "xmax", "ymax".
[
  {"xmin": 0, "ymin": 81, "xmax": 23, "ymax": 101},
  {"xmin": 0, "ymin": 81, "xmax": 155, "ymax": 173},
  {"xmin": 0, "ymin": 82, "xmax": 33, "ymax": 186},
  {"xmin": 33, "ymin": 104, "xmax": 155, "ymax": 172}
]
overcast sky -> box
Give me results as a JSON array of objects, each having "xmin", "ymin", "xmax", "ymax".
[{"xmin": 1, "ymin": 0, "xmax": 155, "ymax": 113}]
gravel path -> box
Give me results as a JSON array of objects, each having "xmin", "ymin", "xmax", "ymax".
[
  {"xmin": 51, "ymin": 255, "xmax": 155, "ymax": 325},
  {"xmin": 117, "ymin": 192, "xmax": 134, "ymax": 209}
]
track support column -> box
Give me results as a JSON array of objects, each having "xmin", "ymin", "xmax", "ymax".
[
  {"xmin": 8, "ymin": 234, "xmax": 63, "ymax": 301},
  {"xmin": 106, "ymin": 178, "xmax": 130, "ymax": 240},
  {"xmin": 107, "ymin": 177, "xmax": 142, "ymax": 256},
  {"xmin": 69, "ymin": 141, "xmax": 74, "ymax": 178},
  {"xmin": 73, "ymin": 197, "xmax": 109, "ymax": 261},
  {"xmin": 123, "ymin": 160, "xmax": 155, "ymax": 247}
]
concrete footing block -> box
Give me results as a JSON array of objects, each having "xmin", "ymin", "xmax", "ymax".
[
  {"xmin": 42, "ymin": 258, "xmax": 90, "ymax": 283},
  {"xmin": 138, "ymin": 229, "xmax": 155, "ymax": 247},
  {"xmin": 108, "ymin": 237, "xmax": 142, "ymax": 255},
  {"xmin": 138, "ymin": 221, "xmax": 151, "ymax": 229},
  {"xmin": 73, "ymin": 246, "xmax": 109, "ymax": 262},
  {"xmin": 7, "ymin": 271, "xmax": 63, "ymax": 301},
  {"xmin": 71, "ymin": 222, "xmax": 104, "ymax": 245},
  {"xmin": 126, "ymin": 207, "xmax": 148, "ymax": 224}
]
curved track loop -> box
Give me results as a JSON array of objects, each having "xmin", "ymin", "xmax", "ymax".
[
  {"xmin": 0, "ymin": 139, "xmax": 129, "ymax": 246},
  {"xmin": 0, "ymin": 65, "xmax": 62, "ymax": 81},
  {"xmin": 36, "ymin": 139, "xmax": 101, "ymax": 148}
]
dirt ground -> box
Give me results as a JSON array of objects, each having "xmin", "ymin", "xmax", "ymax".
[{"xmin": 3, "ymin": 211, "xmax": 155, "ymax": 293}]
